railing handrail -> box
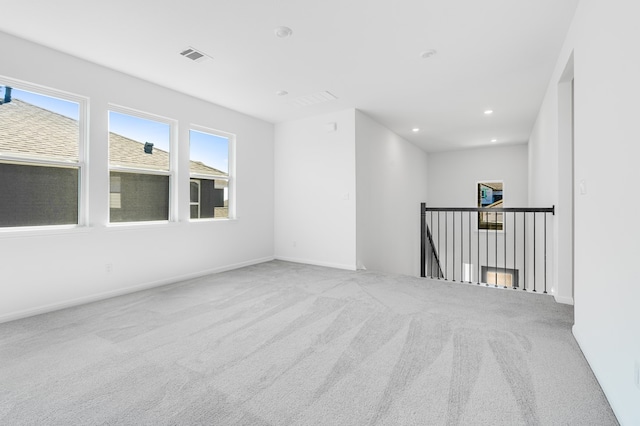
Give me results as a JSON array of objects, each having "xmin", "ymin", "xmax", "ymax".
[
  {"xmin": 425, "ymin": 225, "xmax": 444, "ymax": 278},
  {"xmin": 424, "ymin": 206, "xmax": 555, "ymax": 214},
  {"xmin": 420, "ymin": 203, "xmax": 555, "ymax": 293}
]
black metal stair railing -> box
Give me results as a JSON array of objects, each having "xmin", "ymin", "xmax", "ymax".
[
  {"xmin": 420, "ymin": 203, "xmax": 555, "ymax": 293},
  {"xmin": 421, "ymin": 214, "xmax": 444, "ymax": 279}
]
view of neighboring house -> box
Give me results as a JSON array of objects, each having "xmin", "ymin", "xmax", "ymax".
[
  {"xmin": 0, "ymin": 98, "xmax": 228, "ymax": 226},
  {"xmin": 478, "ymin": 182, "xmax": 503, "ymax": 230}
]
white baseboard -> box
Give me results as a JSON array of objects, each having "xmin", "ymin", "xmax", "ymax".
[
  {"xmin": 275, "ymin": 256, "xmax": 357, "ymax": 271},
  {"xmin": 0, "ymin": 256, "xmax": 274, "ymax": 324},
  {"xmin": 572, "ymin": 325, "xmax": 621, "ymax": 423},
  {"xmin": 554, "ymin": 295, "xmax": 574, "ymax": 305}
]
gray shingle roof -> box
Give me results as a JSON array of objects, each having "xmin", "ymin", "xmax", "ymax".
[
  {"xmin": 0, "ymin": 99, "xmax": 227, "ymax": 177},
  {"xmin": 0, "ymin": 99, "xmax": 78, "ymax": 161}
]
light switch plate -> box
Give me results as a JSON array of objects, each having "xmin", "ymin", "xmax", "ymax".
[{"xmin": 578, "ymin": 179, "xmax": 587, "ymax": 195}]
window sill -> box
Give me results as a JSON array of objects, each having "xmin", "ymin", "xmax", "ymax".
[
  {"xmin": 0, "ymin": 218, "xmax": 239, "ymax": 238},
  {"xmin": 476, "ymin": 229, "xmax": 506, "ymax": 234},
  {"xmin": 189, "ymin": 217, "xmax": 238, "ymax": 224},
  {"xmin": 0, "ymin": 224, "xmax": 90, "ymax": 239},
  {"xmin": 105, "ymin": 220, "xmax": 179, "ymax": 231}
]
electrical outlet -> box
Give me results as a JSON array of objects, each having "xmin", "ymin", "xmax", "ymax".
[{"xmin": 105, "ymin": 263, "xmax": 113, "ymax": 273}]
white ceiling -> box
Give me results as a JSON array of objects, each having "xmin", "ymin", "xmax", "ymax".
[{"xmin": 0, "ymin": 0, "xmax": 579, "ymax": 152}]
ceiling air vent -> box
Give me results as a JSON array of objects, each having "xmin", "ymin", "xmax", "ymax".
[
  {"xmin": 179, "ymin": 47, "xmax": 211, "ymax": 63},
  {"xmin": 288, "ymin": 91, "xmax": 338, "ymax": 108}
]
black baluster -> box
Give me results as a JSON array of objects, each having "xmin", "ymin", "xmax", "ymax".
[
  {"xmin": 513, "ymin": 211, "xmax": 517, "ymax": 289},
  {"xmin": 485, "ymin": 215, "xmax": 489, "ymax": 287},
  {"xmin": 421, "ymin": 204, "xmax": 426, "ymax": 278},
  {"xmin": 503, "ymin": 211, "xmax": 507, "ymax": 288},
  {"xmin": 445, "ymin": 211, "xmax": 448, "ymax": 280},
  {"xmin": 523, "ymin": 212, "xmax": 527, "ymax": 291},
  {"xmin": 468, "ymin": 211, "xmax": 471, "ymax": 283},
  {"xmin": 437, "ymin": 211, "xmax": 442, "ymax": 279},
  {"xmin": 495, "ymin": 211, "xmax": 498, "ymax": 287},
  {"xmin": 477, "ymin": 210, "xmax": 480, "ymax": 285},
  {"xmin": 460, "ymin": 211, "xmax": 464, "ymax": 282},
  {"xmin": 430, "ymin": 210, "xmax": 433, "ymax": 278},
  {"xmin": 544, "ymin": 212, "xmax": 548, "ymax": 294},
  {"xmin": 533, "ymin": 212, "xmax": 537, "ymax": 292},
  {"xmin": 453, "ymin": 211, "xmax": 456, "ymax": 282}
]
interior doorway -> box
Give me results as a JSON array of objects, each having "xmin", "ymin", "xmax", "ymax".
[{"xmin": 558, "ymin": 53, "xmax": 575, "ymax": 305}]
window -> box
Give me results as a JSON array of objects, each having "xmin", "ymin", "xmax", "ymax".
[
  {"xmin": 189, "ymin": 128, "xmax": 231, "ymax": 219},
  {"xmin": 481, "ymin": 266, "xmax": 519, "ymax": 288},
  {"xmin": 108, "ymin": 109, "xmax": 173, "ymax": 223},
  {"xmin": 478, "ymin": 181, "xmax": 503, "ymax": 230},
  {"xmin": 0, "ymin": 80, "xmax": 85, "ymax": 228},
  {"xmin": 190, "ymin": 179, "xmax": 200, "ymax": 218}
]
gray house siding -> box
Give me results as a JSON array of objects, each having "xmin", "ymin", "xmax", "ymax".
[
  {"xmin": 0, "ymin": 163, "xmax": 78, "ymax": 227},
  {"xmin": 109, "ymin": 172, "xmax": 169, "ymax": 222}
]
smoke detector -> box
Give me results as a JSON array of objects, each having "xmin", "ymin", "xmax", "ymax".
[
  {"xmin": 420, "ymin": 49, "xmax": 437, "ymax": 59},
  {"xmin": 274, "ymin": 26, "xmax": 293, "ymax": 38}
]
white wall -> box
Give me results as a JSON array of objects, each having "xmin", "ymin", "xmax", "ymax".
[
  {"xmin": 355, "ymin": 110, "xmax": 429, "ymax": 276},
  {"xmin": 426, "ymin": 145, "xmax": 531, "ymax": 286},
  {"xmin": 529, "ymin": 0, "xmax": 640, "ymax": 423},
  {"xmin": 274, "ymin": 110, "xmax": 357, "ymax": 270},
  {"xmin": 427, "ymin": 144, "xmax": 528, "ymax": 207},
  {"xmin": 0, "ymin": 32, "xmax": 275, "ymax": 322}
]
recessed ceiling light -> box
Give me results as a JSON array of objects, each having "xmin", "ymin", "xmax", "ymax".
[
  {"xmin": 420, "ymin": 49, "xmax": 437, "ymax": 59},
  {"xmin": 491, "ymin": 138, "xmax": 497, "ymax": 143},
  {"xmin": 484, "ymin": 109, "xmax": 494, "ymax": 115},
  {"xmin": 276, "ymin": 90, "xmax": 288, "ymax": 96},
  {"xmin": 412, "ymin": 128, "xmax": 420, "ymax": 132},
  {"xmin": 274, "ymin": 26, "xmax": 293, "ymax": 38}
]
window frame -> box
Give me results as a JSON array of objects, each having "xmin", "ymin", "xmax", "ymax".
[
  {"xmin": 107, "ymin": 104, "xmax": 178, "ymax": 225},
  {"xmin": 0, "ymin": 75, "xmax": 88, "ymax": 231},
  {"xmin": 188, "ymin": 124, "xmax": 235, "ymax": 221},
  {"xmin": 481, "ymin": 265, "xmax": 520, "ymax": 288},
  {"xmin": 476, "ymin": 180, "xmax": 505, "ymax": 232},
  {"xmin": 189, "ymin": 179, "xmax": 201, "ymax": 219}
]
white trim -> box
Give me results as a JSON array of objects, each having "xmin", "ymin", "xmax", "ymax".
[
  {"xmin": 0, "ymin": 156, "xmax": 79, "ymax": 168},
  {"xmin": 109, "ymin": 165, "xmax": 172, "ymax": 176},
  {"xmin": 78, "ymin": 95, "xmax": 89, "ymax": 227},
  {"xmin": 189, "ymin": 123, "xmax": 235, "ymax": 140},
  {"xmin": 189, "ymin": 172, "xmax": 229, "ymax": 180},
  {"xmin": 188, "ymin": 125, "xmax": 235, "ymax": 219},
  {"xmin": 0, "ymin": 74, "xmax": 88, "ymax": 106},
  {"xmin": 275, "ymin": 256, "xmax": 357, "ymax": 271},
  {"xmin": 228, "ymin": 132, "xmax": 237, "ymax": 219},
  {"xmin": 572, "ymin": 325, "xmax": 620, "ymax": 421},
  {"xmin": 0, "ymin": 76, "xmax": 89, "ymax": 228},
  {"xmin": 108, "ymin": 103, "xmax": 176, "ymax": 126},
  {"xmin": 0, "ymin": 256, "xmax": 275, "ymax": 324},
  {"xmin": 0, "ymin": 224, "xmax": 90, "ymax": 239},
  {"xmin": 105, "ymin": 220, "xmax": 176, "ymax": 230},
  {"xmin": 189, "ymin": 178, "xmax": 201, "ymax": 218},
  {"xmin": 107, "ymin": 106, "xmax": 177, "ymax": 224},
  {"xmin": 554, "ymin": 295, "xmax": 574, "ymax": 305}
]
